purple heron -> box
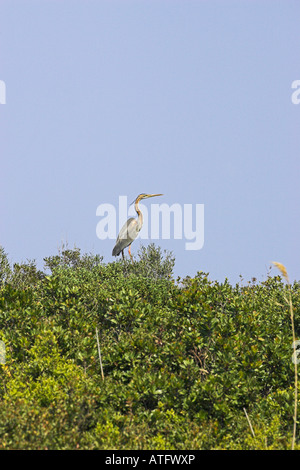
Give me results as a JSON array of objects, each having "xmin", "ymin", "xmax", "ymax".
[{"xmin": 112, "ymin": 193, "xmax": 163, "ymax": 261}]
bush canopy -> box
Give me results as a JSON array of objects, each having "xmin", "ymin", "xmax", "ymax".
[{"xmin": 0, "ymin": 244, "xmax": 299, "ymax": 450}]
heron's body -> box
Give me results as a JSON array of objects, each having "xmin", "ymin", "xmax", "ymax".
[
  {"xmin": 112, "ymin": 217, "xmax": 141, "ymax": 257},
  {"xmin": 112, "ymin": 193, "xmax": 162, "ymax": 260}
]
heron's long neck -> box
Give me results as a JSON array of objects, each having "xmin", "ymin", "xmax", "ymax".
[{"xmin": 135, "ymin": 201, "xmax": 143, "ymax": 229}]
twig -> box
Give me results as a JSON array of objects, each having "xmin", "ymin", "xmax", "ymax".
[
  {"xmin": 243, "ymin": 407, "xmax": 255, "ymax": 438},
  {"xmin": 288, "ymin": 283, "xmax": 297, "ymax": 451},
  {"xmin": 95, "ymin": 327, "xmax": 104, "ymax": 381},
  {"xmin": 272, "ymin": 262, "xmax": 297, "ymax": 450}
]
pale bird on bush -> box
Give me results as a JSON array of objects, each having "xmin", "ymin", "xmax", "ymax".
[{"xmin": 112, "ymin": 193, "xmax": 163, "ymax": 261}]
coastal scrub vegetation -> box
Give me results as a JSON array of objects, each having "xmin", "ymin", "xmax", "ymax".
[{"xmin": 0, "ymin": 244, "xmax": 299, "ymax": 450}]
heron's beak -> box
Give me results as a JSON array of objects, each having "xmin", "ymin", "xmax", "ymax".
[
  {"xmin": 130, "ymin": 194, "xmax": 163, "ymax": 205},
  {"xmin": 146, "ymin": 193, "xmax": 163, "ymax": 198}
]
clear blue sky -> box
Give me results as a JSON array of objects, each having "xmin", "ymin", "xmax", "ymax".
[{"xmin": 1, "ymin": 0, "xmax": 299, "ymax": 284}]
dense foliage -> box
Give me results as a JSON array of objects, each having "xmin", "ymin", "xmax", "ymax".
[{"xmin": 0, "ymin": 244, "xmax": 299, "ymax": 450}]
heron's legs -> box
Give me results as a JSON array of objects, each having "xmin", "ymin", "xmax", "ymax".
[
  {"xmin": 121, "ymin": 250, "xmax": 124, "ymax": 260},
  {"xmin": 128, "ymin": 244, "xmax": 133, "ymax": 262}
]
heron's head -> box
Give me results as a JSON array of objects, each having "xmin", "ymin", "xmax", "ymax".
[{"xmin": 133, "ymin": 193, "xmax": 163, "ymax": 204}]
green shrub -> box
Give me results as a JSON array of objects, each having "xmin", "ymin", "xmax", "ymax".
[{"xmin": 0, "ymin": 245, "xmax": 299, "ymax": 449}]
